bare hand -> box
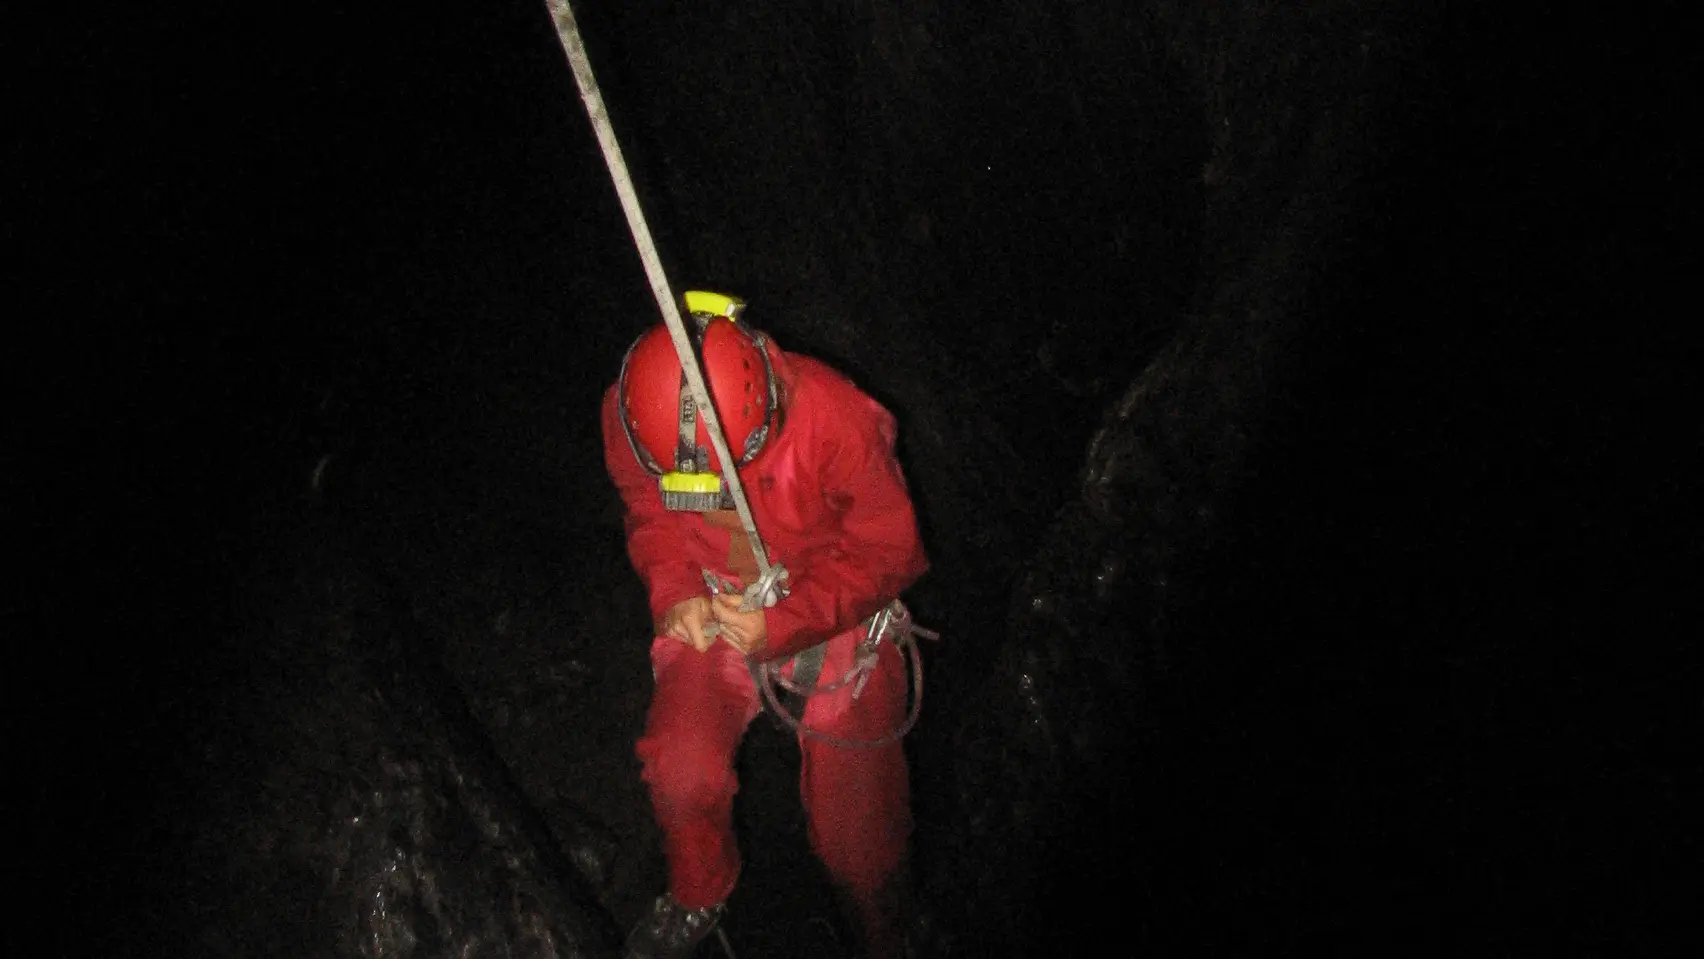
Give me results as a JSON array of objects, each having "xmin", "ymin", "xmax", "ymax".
[
  {"xmin": 659, "ymin": 597, "xmax": 715, "ymax": 652},
  {"xmin": 711, "ymin": 593, "xmax": 768, "ymax": 655}
]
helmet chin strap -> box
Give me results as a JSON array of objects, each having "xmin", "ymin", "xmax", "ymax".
[
  {"xmin": 549, "ymin": 0, "xmax": 785, "ymax": 609},
  {"xmin": 674, "ymin": 369, "xmax": 706, "ymax": 474}
]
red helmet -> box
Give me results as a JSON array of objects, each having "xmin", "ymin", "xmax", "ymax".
[{"xmin": 617, "ymin": 292, "xmax": 782, "ymax": 488}]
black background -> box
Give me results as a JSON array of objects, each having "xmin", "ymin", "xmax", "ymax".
[{"xmin": 14, "ymin": 1, "xmax": 1695, "ymax": 954}]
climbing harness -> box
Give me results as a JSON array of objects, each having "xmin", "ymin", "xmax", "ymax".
[
  {"xmin": 706, "ymin": 570, "xmax": 939, "ymax": 749},
  {"xmin": 546, "ymin": 1, "xmax": 936, "ymax": 749},
  {"xmin": 760, "ymin": 599, "xmax": 938, "ymax": 750}
]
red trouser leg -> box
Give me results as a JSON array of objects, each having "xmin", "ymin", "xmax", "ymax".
[
  {"xmin": 636, "ymin": 636, "xmax": 761, "ymax": 909},
  {"xmin": 798, "ymin": 631, "xmax": 913, "ymax": 898},
  {"xmin": 636, "ymin": 627, "xmax": 913, "ymax": 913}
]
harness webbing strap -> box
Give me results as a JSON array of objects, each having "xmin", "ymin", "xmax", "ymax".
[
  {"xmin": 790, "ymin": 641, "xmax": 829, "ymax": 691},
  {"xmin": 747, "ymin": 600, "xmax": 939, "ymax": 749},
  {"xmin": 675, "ymin": 370, "xmax": 698, "ymax": 472}
]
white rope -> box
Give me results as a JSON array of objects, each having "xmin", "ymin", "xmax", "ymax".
[{"xmin": 544, "ymin": 0, "xmax": 775, "ymax": 580}]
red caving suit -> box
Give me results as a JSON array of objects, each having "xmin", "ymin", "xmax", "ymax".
[{"xmin": 601, "ymin": 339, "xmax": 929, "ymax": 910}]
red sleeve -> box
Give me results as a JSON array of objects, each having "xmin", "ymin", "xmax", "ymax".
[
  {"xmin": 601, "ymin": 386, "xmax": 704, "ymax": 630},
  {"xmin": 759, "ymin": 391, "xmax": 929, "ymax": 661}
]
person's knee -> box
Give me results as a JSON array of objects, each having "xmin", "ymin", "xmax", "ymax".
[
  {"xmin": 806, "ymin": 757, "xmax": 911, "ymax": 892},
  {"xmin": 813, "ymin": 822, "xmax": 908, "ymax": 895},
  {"xmin": 637, "ymin": 732, "xmax": 738, "ymax": 812}
]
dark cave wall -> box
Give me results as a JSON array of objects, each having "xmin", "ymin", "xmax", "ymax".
[
  {"xmin": 1012, "ymin": 0, "xmax": 1415, "ymax": 766},
  {"xmin": 541, "ymin": 2, "xmax": 1443, "ymax": 951},
  {"xmin": 185, "ymin": 526, "xmax": 621, "ymax": 958},
  {"xmin": 932, "ymin": 2, "xmax": 1426, "ymax": 949},
  {"xmin": 37, "ymin": 0, "xmax": 1692, "ymax": 954},
  {"xmin": 183, "ymin": 1, "xmax": 1427, "ymax": 953}
]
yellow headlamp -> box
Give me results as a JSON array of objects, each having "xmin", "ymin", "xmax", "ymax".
[
  {"xmin": 684, "ymin": 289, "xmax": 745, "ymax": 323},
  {"xmin": 659, "ymin": 470, "xmax": 729, "ymax": 512}
]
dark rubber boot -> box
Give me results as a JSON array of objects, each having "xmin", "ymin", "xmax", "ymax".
[{"xmin": 622, "ymin": 895, "xmax": 726, "ymax": 959}]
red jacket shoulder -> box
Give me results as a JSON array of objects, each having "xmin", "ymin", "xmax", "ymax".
[{"xmin": 782, "ymin": 353, "xmax": 895, "ymax": 439}]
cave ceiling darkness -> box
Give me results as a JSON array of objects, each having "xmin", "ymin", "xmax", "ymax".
[{"xmin": 18, "ymin": 0, "xmax": 1691, "ymax": 956}]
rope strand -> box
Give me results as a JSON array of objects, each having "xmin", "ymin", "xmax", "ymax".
[{"xmin": 750, "ymin": 602, "xmax": 937, "ymax": 749}]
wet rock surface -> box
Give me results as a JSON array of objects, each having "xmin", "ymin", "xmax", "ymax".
[
  {"xmin": 21, "ymin": 0, "xmax": 1692, "ymax": 955},
  {"xmin": 183, "ymin": 526, "xmax": 620, "ymax": 958}
]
